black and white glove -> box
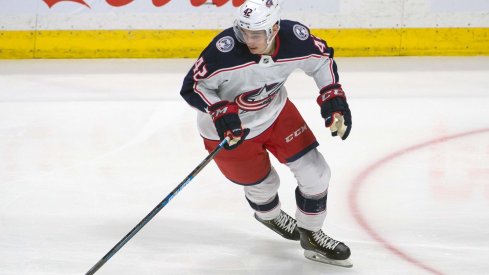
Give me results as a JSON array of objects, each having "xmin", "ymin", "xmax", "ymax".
[
  {"xmin": 208, "ymin": 101, "xmax": 250, "ymax": 150},
  {"xmin": 316, "ymin": 83, "xmax": 352, "ymax": 140}
]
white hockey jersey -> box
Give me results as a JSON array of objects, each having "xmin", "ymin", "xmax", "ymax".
[{"xmin": 180, "ymin": 20, "xmax": 340, "ymax": 140}]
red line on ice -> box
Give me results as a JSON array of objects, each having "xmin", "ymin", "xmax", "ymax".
[{"xmin": 348, "ymin": 128, "xmax": 489, "ymax": 275}]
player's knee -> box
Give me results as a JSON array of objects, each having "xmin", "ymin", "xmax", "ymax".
[
  {"xmin": 287, "ymin": 149, "xmax": 330, "ymax": 195},
  {"xmin": 244, "ymin": 167, "xmax": 280, "ymax": 204}
]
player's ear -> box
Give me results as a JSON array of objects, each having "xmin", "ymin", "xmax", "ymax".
[{"xmin": 272, "ymin": 23, "xmax": 280, "ymax": 34}]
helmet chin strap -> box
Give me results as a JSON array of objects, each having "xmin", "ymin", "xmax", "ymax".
[{"xmin": 262, "ymin": 26, "xmax": 279, "ymax": 55}]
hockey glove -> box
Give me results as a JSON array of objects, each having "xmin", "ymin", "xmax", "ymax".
[
  {"xmin": 208, "ymin": 101, "xmax": 250, "ymax": 150},
  {"xmin": 317, "ymin": 84, "xmax": 352, "ymax": 140}
]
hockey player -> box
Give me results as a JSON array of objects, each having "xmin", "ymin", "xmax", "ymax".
[{"xmin": 180, "ymin": 0, "xmax": 352, "ymax": 267}]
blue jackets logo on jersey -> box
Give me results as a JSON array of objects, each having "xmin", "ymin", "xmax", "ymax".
[
  {"xmin": 293, "ymin": 24, "xmax": 309, "ymax": 41},
  {"xmin": 216, "ymin": 36, "xmax": 235, "ymax": 53},
  {"xmin": 235, "ymin": 81, "xmax": 285, "ymax": 111}
]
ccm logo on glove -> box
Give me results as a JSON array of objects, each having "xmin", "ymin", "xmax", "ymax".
[
  {"xmin": 316, "ymin": 83, "xmax": 352, "ymax": 140},
  {"xmin": 208, "ymin": 101, "xmax": 250, "ymax": 150}
]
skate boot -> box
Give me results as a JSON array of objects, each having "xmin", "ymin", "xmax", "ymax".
[
  {"xmin": 254, "ymin": 210, "xmax": 300, "ymax": 241},
  {"xmin": 298, "ymin": 227, "xmax": 352, "ymax": 267}
]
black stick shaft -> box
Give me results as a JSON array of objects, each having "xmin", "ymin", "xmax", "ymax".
[{"xmin": 85, "ymin": 139, "xmax": 227, "ymax": 275}]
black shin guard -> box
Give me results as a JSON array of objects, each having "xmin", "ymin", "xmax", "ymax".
[
  {"xmin": 295, "ymin": 187, "xmax": 327, "ymax": 214},
  {"xmin": 246, "ymin": 194, "xmax": 279, "ymax": 212}
]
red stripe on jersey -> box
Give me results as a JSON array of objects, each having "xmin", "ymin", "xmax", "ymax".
[
  {"xmin": 328, "ymin": 57, "xmax": 336, "ymax": 83},
  {"xmin": 275, "ymin": 54, "xmax": 324, "ymax": 63},
  {"xmin": 193, "ymin": 82, "xmax": 212, "ymax": 106},
  {"xmin": 207, "ymin": 61, "xmax": 256, "ymax": 79},
  {"xmin": 193, "ymin": 62, "xmax": 257, "ymax": 107}
]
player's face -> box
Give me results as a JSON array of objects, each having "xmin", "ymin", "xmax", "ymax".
[{"xmin": 241, "ymin": 29, "xmax": 269, "ymax": 54}]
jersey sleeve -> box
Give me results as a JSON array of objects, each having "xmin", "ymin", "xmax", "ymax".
[
  {"xmin": 301, "ymin": 33, "xmax": 340, "ymax": 90},
  {"xmin": 180, "ymin": 45, "xmax": 222, "ymax": 113}
]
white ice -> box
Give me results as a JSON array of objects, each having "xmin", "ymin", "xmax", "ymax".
[{"xmin": 1, "ymin": 57, "xmax": 488, "ymax": 275}]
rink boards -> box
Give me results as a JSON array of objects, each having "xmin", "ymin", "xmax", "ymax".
[
  {"xmin": 1, "ymin": 27, "xmax": 489, "ymax": 59},
  {"xmin": 1, "ymin": 0, "xmax": 489, "ymax": 58}
]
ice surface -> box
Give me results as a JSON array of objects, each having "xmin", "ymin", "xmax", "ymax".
[{"xmin": 1, "ymin": 57, "xmax": 488, "ymax": 275}]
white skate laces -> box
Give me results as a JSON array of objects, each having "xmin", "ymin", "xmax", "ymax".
[
  {"xmin": 274, "ymin": 212, "xmax": 297, "ymax": 234},
  {"xmin": 312, "ymin": 230, "xmax": 340, "ymax": 250}
]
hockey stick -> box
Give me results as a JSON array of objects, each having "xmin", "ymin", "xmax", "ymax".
[{"xmin": 85, "ymin": 138, "xmax": 228, "ymax": 275}]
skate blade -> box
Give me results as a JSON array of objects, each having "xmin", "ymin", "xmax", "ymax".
[{"xmin": 304, "ymin": 250, "xmax": 353, "ymax": 268}]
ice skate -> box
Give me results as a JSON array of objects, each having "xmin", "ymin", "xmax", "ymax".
[
  {"xmin": 254, "ymin": 210, "xmax": 300, "ymax": 241},
  {"xmin": 298, "ymin": 227, "xmax": 352, "ymax": 268}
]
